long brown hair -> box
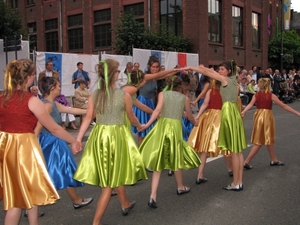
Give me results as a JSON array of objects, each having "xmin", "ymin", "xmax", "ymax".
[
  {"xmin": 38, "ymin": 77, "xmax": 60, "ymax": 97},
  {"xmin": 219, "ymin": 59, "xmax": 238, "ymax": 77},
  {"xmin": 1, "ymin": 59, "xmax": 35, "ymax": 107},
  {"xmin": 94, "ymin": 59, "xmax": 119, "ymax": 114}
]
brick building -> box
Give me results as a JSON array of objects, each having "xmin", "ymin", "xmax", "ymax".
[{"xmin": 6, "ymin": 0, "xmax": 283, "ymax": 70}]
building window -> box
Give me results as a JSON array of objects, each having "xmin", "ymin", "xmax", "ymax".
[
  {"xmin": 45, "ymin": 19, "xmax": 58, "ymax": 52},
  {"xmin": 68, "ymin": 14, "xmax": 83, "ymax": 51},
  {"xmin": 27, "ymin": 0, "xmax": 35, "ymax": 5},
  {"xmin": 232, "ymin": 6, "xmax": 243, "ymax": 46},
  {"xmin": 28, "ymin": 22, "xmax": 37, "ymax": 51},
  {"xmin": 94, "ymin": 9, "xmax": 112, "ymax": 48},
  {"xmin": 208, "ymin": 0, "xmax": 221, "ymax": 43},
  {"xmin": 160, "ymin": 0, "xmax": 183, "ymax": 36},
  {"xmin": 124, "ymin": 3, "xmax": 144, "ymax": 16},
  {"xmin": 252, "ymin": 12, "xmax": 260, "ymax": 49},
  {"xmin": 11, "ymin": 0, "xmax": 18, "ymax": 8},
  {"xmin": 124, "ymin": 3, "xmax": 144, "ymax": 23}
]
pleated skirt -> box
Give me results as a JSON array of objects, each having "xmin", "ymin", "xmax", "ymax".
[
  {"xmin": 188, "ymin": 109, "xmax": 223, "ymax": 157},
  {"xmin": 0, "ymin": 132, "xmax": 59, "ymax": 210},
  {"xmin": 182, "ymin": 117, "xmax": 194, "ymax": 141},
  {"xmin": 39, "ymin": 132, "xmax": 84, "ymax": 190},
  {"xmin": 139, "ymin": 118, "xmax": 201, "ymax": 172},
  {"xmin": 132, "ymin": 95, "xmax": 155, "ymax": 137},
  {"xmin": 218, "ymin": 102, "xmax": 247, "ymax": 153},
  {"xmin": 251, "ymin": 109, "xmax": 275, "ymax": 145},
  {"xmin": 74, "ymin": 124, "xmax": 148, "ymax": 188}
]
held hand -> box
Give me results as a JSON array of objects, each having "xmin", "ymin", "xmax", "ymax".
[
  {"xmin": 71, "ymin": 140, "xmax": 82, "ymax": 154},
  {"xmin": 194, "ymin": 118, "xmax": 199, "ymax": 126},
  {"xmin": 137, "ymin": 124, "xmax": 146, "ymax": 132},
  {"xmin": 190, "ymin": 101, "xmax": 196, "ymax": 106},
  {"xmin": 241, "ymin": 111, "xmax": 245, "ymax": 118},
  {"xmin": 180, "ymin": 66, "xmax": 190, "ymax": 71}
]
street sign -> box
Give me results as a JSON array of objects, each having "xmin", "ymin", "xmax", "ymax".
[{"xmin": 3, "ymin": 35, "xmax": 22, "ymax": 52}]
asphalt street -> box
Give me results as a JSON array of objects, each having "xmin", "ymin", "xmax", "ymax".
[{"xmin": 1, "ymin": 101, "xmax": 300, "ymax": 225}]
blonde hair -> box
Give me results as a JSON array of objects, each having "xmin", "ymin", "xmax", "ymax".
[
  {"xmin": 258, "ymin": 78, "xmax": 271, "ymax": 93},
  {"xmin": 1, "ymin": 59, "xmax": 35, "ymax": 107},
  {"xmin": 94, "ymin": 59, "xmax": 119, "ymax": 114}
]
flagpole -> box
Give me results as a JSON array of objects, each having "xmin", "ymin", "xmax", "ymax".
[{"xmin": 280, "ymin": 0, "xmax": 284, "ymax": 73}]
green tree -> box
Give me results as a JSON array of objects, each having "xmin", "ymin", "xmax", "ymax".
[
  {"xmin": 0, "ymin": 2, "xmax": 25, "ymax": 39},
  {"xmin": 113, "ymin": 11, "xmax": 145, "ymax": 55},
  {"xmin": 268, "ymin": 30, "xmax": 300, "ymax": 70},
  {"xmin": 114, "ymin": 11, "xmax": 193, "ymax": 55}
]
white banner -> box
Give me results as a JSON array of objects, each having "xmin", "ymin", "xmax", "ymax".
[
  {"xmin": 101, "ymin": 53, "xmax": 132, "ymax": 73},
  {"xmin": 132, "ymin": 48, "xmax": 199, "ymax": 71},
  {"xmin": 36, "ymin": 52, "xmax": 99, "ymax": 96}
]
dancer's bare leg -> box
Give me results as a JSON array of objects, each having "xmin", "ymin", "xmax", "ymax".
[
  {"xmin": 27, "ymin": 206, "xmax": 39, "ymax": 225},
  {"xmin": 150, "ymin": 171, "xmax": 161, "ymax": 201},
  {"xmin": 197, "ymin": 152, "xmax": 208, "ymax": 178},
  {"xmin": 66, "ymin": 187, "xmax": 84, "ymax": 204},
  {"xmin": 115, "ymin": 186, "xmax": 132, "ymax": 208},
  {"xmin": 92, "ymin": 187, "xmax": 112, "ymax": 225},
  {"xmin": 266, "ymin": 144, "xmax": 279, "ymax": 162},
  {"xmin": 223, "ymin": 154, "xmax": 233, "ymax": 172},
  {"xmin": 174, "ymin": 169, "xmax": 185, "ymax": 189},
  {"xmin": 231, "ymin": 152, "xmax": 244, "ymax": 185},
  {"xmin": 244, "ymin": 144, "xmax": 261, "ymax": 164}
]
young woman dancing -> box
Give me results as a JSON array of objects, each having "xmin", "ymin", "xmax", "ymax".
[
  {"xmin": 242, "ymin": 78, "xmax": 300, "ymax": 168},
  {"xmin": 36, "ymin": 77, "xmax": 93, "ymax": 209},
  {"xmin": 185, "ymin": 60, "xmax": 247, "ymax": 191},
  {"xmin": 132, "ymin": 56, "xmax": 176, "ymax": 146},
  {"xmin": 73, "ymin": 59, "xmax": 148, "ymax": 225},
  {"xmin": 188, "ymin": 79, "xmax": 232, "ymax": 183},
  {"xmin": 0, "ymin": 59, "xmax": 81, "ymax": 225},
  {"xmin": 139, "ymin": 76, "xmax": 201, "ymax": 208}
]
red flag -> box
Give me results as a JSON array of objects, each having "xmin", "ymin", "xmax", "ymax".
[{"xmin": 178, "ymin": 53, "xmax": 187, "ymax": 67}]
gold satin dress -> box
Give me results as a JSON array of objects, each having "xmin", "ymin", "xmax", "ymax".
[
  {"xmin": 0, "ymin": 91, "xmax": 59, "ymax": 210},
  {"xmin": 251, "ymin": 92, "xmax": 275, "ymax": 145}
]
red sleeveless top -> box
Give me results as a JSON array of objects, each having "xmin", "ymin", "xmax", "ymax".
[
  {"xmin": 255, "ymin": 92, "xmax": 272, "ymax": 109},
  {"xmin": 207, "ymin": 89, "xmax": 222, "ymax": 110},
  {"xmin": 0, "ymin": 91, "xmax": 37, "ymax": 133}
]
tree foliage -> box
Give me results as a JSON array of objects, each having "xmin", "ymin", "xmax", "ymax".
[
  {"xmin": 0, "ymin": 2, "xmax": 25, "ymax": 39},
  {"xmin": 114, "ymin": 11, "xmax": 145, "ymax": 55},
  {"xmin": 268, "ymin": 30, "xmax": 300, "ymax": 70},
  {"xmin": 114, "ymin": 11, "xmax": 193, "ymax": 55}
]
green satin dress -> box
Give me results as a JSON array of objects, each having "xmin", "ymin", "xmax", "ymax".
[
  {"xmin": 218, "ymin": 76, "xmax": 247, "ymax": 153},
  {"xmin": 74, "ymin": 89, "xmax": 148, "ymax": 188},
  {"xmin": 139, "ymin": 91, "xmax": 201, "ymax": 172}
]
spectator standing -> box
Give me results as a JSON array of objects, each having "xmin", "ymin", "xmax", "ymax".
[
  {"xmin": 72, "ymin": 62, "xmax": 91, "ymax": 89},
  {"xmin": 38, "ymin": 60, "xmax": 60, "ymax": 83}
]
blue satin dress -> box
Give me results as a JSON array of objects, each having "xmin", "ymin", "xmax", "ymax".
[
  {"xmin": 38, "ymin": 99, "xmax": 84, "ymax": 190},
  {"xmin": 132, "ymin": 80, "xmax": 157, "ymax": 137}
]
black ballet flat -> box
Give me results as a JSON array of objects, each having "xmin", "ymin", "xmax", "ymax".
[
  {"xmin": 270, "ymin": 161, "xmax": 284, "ymax": 166},
  {"xmin": 177, "ymin": 186, "xmax": 191, "ymax": 195},
  {"xmin": 168, "ymin": 170, "xmax": 174, "ymax": 176},
  {"xmin": 121, "ymin": 201, "xmax": 136, "ymax": 216},
  {"xmin": 73, "ymin": 197, "xmax": 93, "ymax": 209},
  {"xmin": 148, "ymin": 198, "xmax": 158, "ymax": 208},
  {"xmin": 222, "ymin": 184, "xmax": 241, "ymax": 191},
  {"xmin": 244, "ymin": 163, "xmax": 253, "ymax": 170},
  {"xmin": 195, "ymin": 178, "xmax": 208, "ymax": 185}
]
